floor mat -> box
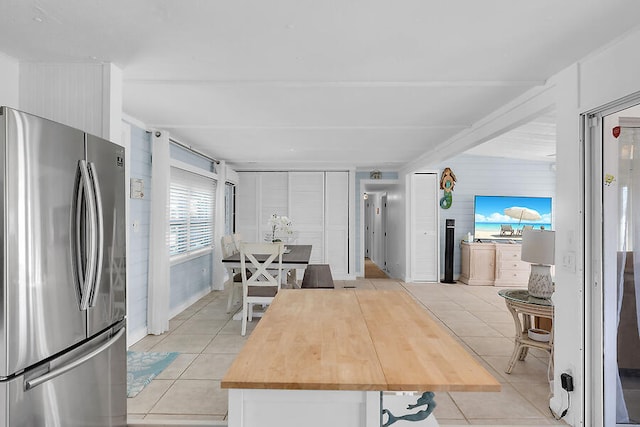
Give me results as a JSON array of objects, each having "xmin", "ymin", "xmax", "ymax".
[{"xmin": 127, "ymin": 350, "xmax": 179, "ymax": 398}]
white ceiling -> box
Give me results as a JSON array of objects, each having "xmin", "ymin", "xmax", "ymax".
[
  {"xmin": 0, "ymin": 1, "xmax": 638, "ymax": 170},
  {"xmin": 466, "ymin": 112, "xmax": 557, "ymax": 162}
]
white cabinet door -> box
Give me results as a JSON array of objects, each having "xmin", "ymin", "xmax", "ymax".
[
  {"xmin": 237, "ymin": 172, "xmax": 259, "ymax": 242},
  {"xmin": 289, "ymin": 172, "xmax": 324, "ymax": 264},
  {"xmin": 325, "ymin": 172, "xmax": 349, "ymax": 278},
  {"xmin": 259, "ymin": 172, "xmax": 289, "ymax": 241},
  {"xmin": 411, "ymin": 173, "xmax": 439, "ymax": 281},
  {"xmin": 236, "ymin": 171, "xmax": 351, "ymax": 279}
]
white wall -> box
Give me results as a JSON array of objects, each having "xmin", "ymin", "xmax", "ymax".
[
  {"xmin": 550, "ymin": 65, "xmax": 584, "ymax": 426},
  {"xmin": 125, "ymin": 120, "xmax": 153, "ymax": 344},
  {"xmin": 0, "ymin": 52, "xmax": 18, "ymax": 108},
  {"xmin": 19, "ymin": 62, "xmax": 122, "ymax": 141},
  {"xmin": 432, "ymin": 155, "xmax": 556, "ymax": 279}
]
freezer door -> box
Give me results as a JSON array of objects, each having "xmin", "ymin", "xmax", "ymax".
[
  {"xmin": 1, "ymin": 108, "xmax": 87, "ymax": 378},
  {"xmin": 0, "ymin": 326, "xmax": 126, "ymax": 427},
  {"xmin": 85, "ymin": 135, "xmax": 126, "ymax": 336}
]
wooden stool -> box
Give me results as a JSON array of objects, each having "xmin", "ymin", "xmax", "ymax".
[{"xmin": 301, "ymin": 264, "xmax": 334, "ymax": 288}]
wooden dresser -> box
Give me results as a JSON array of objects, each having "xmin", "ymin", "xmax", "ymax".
[{"xmin": 459, "ymin": 242, "xmax": 530, "ymax": 286}]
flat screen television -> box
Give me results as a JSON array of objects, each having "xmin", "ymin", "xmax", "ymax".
[{"xmin": 473, "ymin": 195, "xmax": 552, "ymax": 241}]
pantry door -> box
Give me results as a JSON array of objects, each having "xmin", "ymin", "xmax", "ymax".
[{"xmin": 410, "ymin": 173, "xmax": 439, "ymax": 282}]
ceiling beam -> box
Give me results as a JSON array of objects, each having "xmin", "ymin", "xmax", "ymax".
[
  {"xmin": 125, "ymin": 79, "xmax": 544, "ymax": 88},
  {"xmin": 152, "ymin": 124, "xmax": 469, "ymax": 130}
]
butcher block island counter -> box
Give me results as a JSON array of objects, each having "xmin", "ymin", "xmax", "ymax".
[{"xmin": 221, "ymin": 289, "xmax": 500, "ymax": 427}]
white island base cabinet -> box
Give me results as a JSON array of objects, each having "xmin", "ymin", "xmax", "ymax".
[{"xmin": 227, "ymin": 389, "xmax": 439, "ymax": 427}]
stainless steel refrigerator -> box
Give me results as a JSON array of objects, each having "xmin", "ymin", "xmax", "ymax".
[{"xmin": 0, "ymin": 107, "xmax": 127, "ymax": 426}]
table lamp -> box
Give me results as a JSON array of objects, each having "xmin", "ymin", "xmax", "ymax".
[{"xmin": 521, "ymin": 229, "xmax": 555, "ymax": 299}]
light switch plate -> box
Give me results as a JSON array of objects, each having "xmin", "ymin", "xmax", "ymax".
[{"xmin": 130, "ymin": 178, "xmax": 144, "ymax": 199}]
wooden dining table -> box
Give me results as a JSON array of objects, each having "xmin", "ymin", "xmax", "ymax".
[
  {"xmin": 221, "ymin": 289, "xmax": 500, "ymax": 427},
  {"xmin": 221, "ymin": 244, "xmax": 312, "ymax": 291},
  {"xmin": 221, "ymin": 244, "xmax": 312, "ymax": 270}
]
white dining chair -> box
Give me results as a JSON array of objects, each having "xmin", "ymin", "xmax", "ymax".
[
  {"xmin": 239, "ymin": 242, "xmax": 284, "ymax": 336},
  {"xmin": 221, "ymin": 235, "xmax": 243, "ymax": 313},
  {"xmin": 232, "ymin": 232, "xmax": 243, "ymax": 253}
]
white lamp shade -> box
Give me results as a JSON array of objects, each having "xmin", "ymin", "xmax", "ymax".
[{"xmin": 521, "ymin": 229, "xmax": 555, "ymax": 265}]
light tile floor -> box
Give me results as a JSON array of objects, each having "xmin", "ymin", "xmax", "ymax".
[{"xmin": 127, "ymin": 279, "xmax": 568, "ymax": 426}]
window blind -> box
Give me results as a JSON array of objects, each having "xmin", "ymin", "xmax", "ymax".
[{"xmin": 169, "ymin": 167, "xmax": 216, "ymax": 257}]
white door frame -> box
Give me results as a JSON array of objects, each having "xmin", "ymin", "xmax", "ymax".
[
  {"xmin": 364, "ymin": 197, "xmax": 372, "ymax": 259},
  {"xmin": 581, "ymin": 94, "xmax": 640, "ymax": 427},
  {"xmin": 585, "ymin": 101, "xmax": 640, "ymax": 427},
  {"xmin": 381, "ymin": 193, "xmax": 388, "ymax": 272}
]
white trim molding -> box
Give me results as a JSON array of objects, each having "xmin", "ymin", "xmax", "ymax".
[{"xmin": 147, "ymin": 130, "xmax": 171, "ymax": 335}]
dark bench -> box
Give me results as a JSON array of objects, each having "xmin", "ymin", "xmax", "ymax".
[{"xmin": 301, "ymin": 264, "xmax": 334, "ymax": 289}]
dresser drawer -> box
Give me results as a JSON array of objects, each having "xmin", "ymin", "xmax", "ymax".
[
  {"xmin": 496, "ymin": 249, "xmax": 522, "ymax": 263},
  {"xmin": 498, "ymin": 259, "xmax": 530, "ymax": 271},
  {"xmin": 496, "ymin": 269, "xmax": 530, "ymax": 282}
]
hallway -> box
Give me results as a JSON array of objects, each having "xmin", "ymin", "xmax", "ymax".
[{"xmin": 364, "ymin": 257, "xmax": 389, "ymax": 279}]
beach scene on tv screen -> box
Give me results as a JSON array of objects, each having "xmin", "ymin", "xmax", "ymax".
[{"xmin": 474, "ymin": 195, "xmax": 552, "ymax": 240}]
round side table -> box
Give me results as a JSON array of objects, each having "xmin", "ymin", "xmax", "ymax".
[{"xmin": 498, "ymin": 289, "xmax": 554, "ymax": 374}]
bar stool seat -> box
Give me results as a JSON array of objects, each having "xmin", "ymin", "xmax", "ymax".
[{"xmin": 301, "ymin": 264, "xmax": 334, "ymax": 289}]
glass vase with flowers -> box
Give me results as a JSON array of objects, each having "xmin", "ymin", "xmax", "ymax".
[{"xmin": 266, "ymin": 214, "xmax": 293, "ymax": 243}]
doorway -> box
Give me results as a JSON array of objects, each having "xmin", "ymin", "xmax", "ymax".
[
  {"xmin": 360, "ymin": 178, "xmax": 398, "ymax": 278},
  {"xmin": 588, "ymin": 101, "xmax": 640, "ymax": 426},
  {"xmin": 364, "ymin": 191, "xmax": 389, "ymax": 278}
]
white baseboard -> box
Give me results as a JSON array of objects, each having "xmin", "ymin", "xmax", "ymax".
[
  {"xmin": 168, "ymin": 287, "xmax": 212, "ymax": 319},
  {"xmin": 127, "ymin": 325, "xmax": 149, "ymax": 346}
]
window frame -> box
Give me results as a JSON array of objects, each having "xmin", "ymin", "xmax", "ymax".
[{"xmin": 169, "ymin": 159, "xmax": 218, "ymax": 266}]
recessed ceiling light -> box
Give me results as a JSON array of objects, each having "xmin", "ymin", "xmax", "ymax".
[{"xmin": 33, "ymin": 16, "xmax": 43, "ymax": 23}]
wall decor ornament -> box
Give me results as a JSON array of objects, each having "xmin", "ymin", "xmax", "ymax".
[{"xmin": 439, "ymin": 167, "xmax": 456, "ymax": 209}]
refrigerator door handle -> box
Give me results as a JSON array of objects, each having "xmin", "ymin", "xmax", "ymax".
[
  {"xmin": 71, "ymin": 165, "xmax": 85, "ymax": 305},
  {"xmin": 24, "ymin": 327, "xmax": 125, "ymax": 391},
  {"xmin": 88, "ymin": 162, "xmax": 104, "ymax": 308},
  {"xmin": 77, "ymin": 160, "xmax": 99, "ymax": 311}
]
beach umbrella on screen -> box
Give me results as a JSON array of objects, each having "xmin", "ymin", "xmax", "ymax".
[{"xmin": 504, "ymin": 206, "xmax": 541, "ymax": 224}]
